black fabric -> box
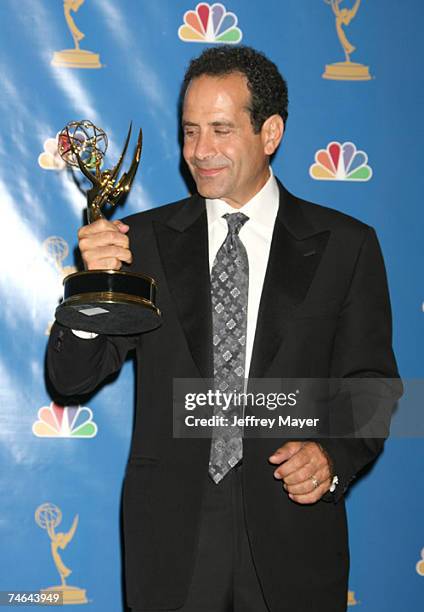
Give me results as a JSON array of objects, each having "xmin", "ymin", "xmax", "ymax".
[{"xmin": 132, "ymin": 464, "xmax": 269, "ymax": 612}]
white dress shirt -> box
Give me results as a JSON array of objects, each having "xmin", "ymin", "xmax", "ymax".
[{"xmin": 206, "ymin": 167, "xmax": 279, "ymax": 378}]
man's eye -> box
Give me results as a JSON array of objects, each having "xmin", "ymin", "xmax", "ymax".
[
  {"xmin": 184, "ymin": 131, "xmax": 195, "ymax": 137},
  {"xmin": 215, "ymin": 130, "xmax": 230, "ymax": 135}
]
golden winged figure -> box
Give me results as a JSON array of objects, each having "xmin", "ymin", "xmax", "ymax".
[
  {"xmin": 69, "ymin": 124, "xmax": 143, "ymax": 223},
  {"xmin": 328, "ymin": 0, "xmax": 361, "ymax": 62},
  {"xmin": 46, "ymin": 514, "xmax": 79, "ymax": 586},
  {"xmin": 64, "ymin": 0, "xmax": 86, "ymax": 50}
]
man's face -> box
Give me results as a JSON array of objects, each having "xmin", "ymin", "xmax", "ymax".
[{"xmin": 182, "ymin": 73, "xmax": 271, "ymax": 208}]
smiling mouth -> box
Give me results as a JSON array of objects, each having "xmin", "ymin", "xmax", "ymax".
[{"xmin": 195, "ymin": 166, "xmax": 226, "ymax": 177}]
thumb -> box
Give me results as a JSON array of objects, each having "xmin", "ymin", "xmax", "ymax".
[
  {"xmin": 268, "ymin": 441, "xmax": 303, "ymax": 463},
  {"xmin": 113, "ymin": 219, "xmax": 130, "ymax": 233}
]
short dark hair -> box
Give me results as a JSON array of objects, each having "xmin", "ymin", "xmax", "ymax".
[{"xmin": 181, "ymin": 45, "xmax": 288, "ymax": 133}]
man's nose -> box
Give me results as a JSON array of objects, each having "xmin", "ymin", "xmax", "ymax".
[{"xmin": 193, "ymin": 131, "xmax": 216, "ymax": 161}]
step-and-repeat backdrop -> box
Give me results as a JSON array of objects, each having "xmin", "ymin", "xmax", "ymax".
[{"xmin": 0, "ymin": 1, "xmax": 422, "ymax": 610}]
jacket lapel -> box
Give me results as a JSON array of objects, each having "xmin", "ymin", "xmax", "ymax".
[
  {"xmin": 153, "ymin": 180, "xmax": 330, "ymax": 382},
  {"xmin": 153, "ymin": 195, "xmax": 213, "ymax": 380},
  {"xmin": 248, "ymin": 181, "xmax": 330, "ymax": 379}
]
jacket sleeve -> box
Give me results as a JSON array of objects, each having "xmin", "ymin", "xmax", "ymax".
[
  {"xmin": 46, "ymin": 321, "xmax": 139, "ymax": 398},
  {"xmin": 318, "ymin": 226, "xmax": 403, "ymax": 503}
]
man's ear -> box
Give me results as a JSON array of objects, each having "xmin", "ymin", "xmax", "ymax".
[{"xmin": 261, "ymin": 115, "xmax": 284, "ymax": 156}]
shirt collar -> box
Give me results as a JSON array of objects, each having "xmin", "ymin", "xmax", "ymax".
[{"xmin": 205, "ymin": 167, "xmax": 279, "ymax": 230}]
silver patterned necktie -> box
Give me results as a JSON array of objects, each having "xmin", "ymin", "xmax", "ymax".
[{"xmin": 208, "ymin": 212, "xmax": 249, "ymax": 484}]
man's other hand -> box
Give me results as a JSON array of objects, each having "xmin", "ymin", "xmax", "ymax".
[
  {"xmin": 269, "ymin": 441, "xmax": 332, "ymax": 504},
  {"xmin": 78, "ymin": 219, "xmax": 132, "ymax": 270}
]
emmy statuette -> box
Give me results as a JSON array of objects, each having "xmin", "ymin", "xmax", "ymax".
[{"xmin": 54, "ymin": 120, "xmax": 161, "ymax": 335}]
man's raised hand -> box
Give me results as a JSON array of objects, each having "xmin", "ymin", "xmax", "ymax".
[{"xmin": 78, "ymin": 219, "xmax": 132, "ymax": 271}]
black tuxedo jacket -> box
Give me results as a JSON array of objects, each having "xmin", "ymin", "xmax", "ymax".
[{"xmin": 47, "ymin": 179, "xmax": 400, "ymax": 612}]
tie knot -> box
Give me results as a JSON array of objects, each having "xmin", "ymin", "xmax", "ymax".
[{"xmin": 223, "ymin": 212, "xmax": 249, "ymax": 236}]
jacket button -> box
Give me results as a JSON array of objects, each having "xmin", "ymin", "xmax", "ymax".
[{"xmin": 54, "ymin": 330, "xmax": 65, "ymax": 352}]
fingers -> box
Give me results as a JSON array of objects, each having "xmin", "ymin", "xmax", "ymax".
[
  {"xmin": 270, "ymin": 441, "xmax": 311, "ymax": 480},
  {"xmin": 285, "ymin": 479, "xmax": 332, "ymax": 504},
  {"xmin": 78, "ymin": 218, "xmax": 129, "ymax": 237},
  {"xmin": 274, "ymin": 449, "xmax": 328, "ymax": 483},
  {"xmin": 271, "ymin": 442, "xmax": 326, "ymax": 480},
  {"xmin": 270, "ymin": 441, "xmax": 332, "ymax": 504},
  {"xmin": 282, "ymin": 466, "xmax": 331, "ymax": 495},
  {"xmin": 77, "ymin": 219, "xmax": 133, "ymax": 271}
]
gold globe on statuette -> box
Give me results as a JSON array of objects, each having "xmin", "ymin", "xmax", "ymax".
[{"xmin": 54, "ymin": 120, "xmax": 161, "ymax": 335}]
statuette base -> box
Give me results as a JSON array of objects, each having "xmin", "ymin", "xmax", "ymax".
[
  {"xmin": 41, "ymin": 585, "xmax": 87, "ymax": 605},
  {"xmin": 52, "ymin": 49, "xmax": 101, "ymax": 69},
  {"xmin": 55, "ymin": 270, "xmax": 161, "ymax": 335},
  {"xmin": 323, "ymin": 61, "xmax": 371, "ymax": 81}
]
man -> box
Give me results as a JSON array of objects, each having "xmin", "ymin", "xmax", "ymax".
[{"xmin": 47, "ymin": 46, "xmax": 400, "ymax": 611}]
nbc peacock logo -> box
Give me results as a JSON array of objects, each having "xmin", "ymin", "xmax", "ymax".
[
  {"xmin": 38, "ymin": 133, "xmax": 66, "ymax": 171},
  {"xmin": 33, "ymin": 402, "xmax": 98, "ymax": 438},
  {"xmin": 309, "ymin": 141, "xmax": 372, "ymax": 182},
  {"xmin": 178, "ymin": 3, "xmax": 242, "ymax": 44}
]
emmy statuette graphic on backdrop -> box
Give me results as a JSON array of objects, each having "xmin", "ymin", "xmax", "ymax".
[
  {"xmin": 52, "ymin": 0, "xmax": 102, "ymax": 69},
  {"xmin": 323, "ymin": 0, "xmax": 372, "ymax": 80},
  {"xmin": 35, "ymin": 503, "xmax": 87, "ymax": 605},
  {"xmin": 417, "ymin": 548, "xmax": 424, "ymax": 576},
  {"xmin": 43, "ymin": 236, "xmax": 77, "ymax": 335},
  {"xmin": 55, "ymin": 120, "xmax": 161, "ymax": 335}
]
